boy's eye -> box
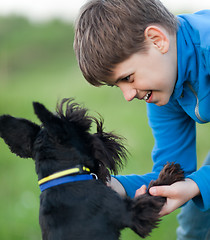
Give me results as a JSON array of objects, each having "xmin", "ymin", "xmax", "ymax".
[
  {"xmin": 122, "ymin": 76, "xmax": 130, "ymax": 81},
  {"xmin": 121, "ymin": 75, "xmax": 133, "ymax": 83},
  {"xmin": 111, "ymin": 74, "xmax": 134, "ymax": 87}
]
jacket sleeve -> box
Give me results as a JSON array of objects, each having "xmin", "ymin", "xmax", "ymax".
[
  {"xmin": 114, "ymin": 100, "xmax": 197, "ymax": 198},
  {"xmin": 187, "ymin": 165, "xmax": 210, "ymax": 211}
]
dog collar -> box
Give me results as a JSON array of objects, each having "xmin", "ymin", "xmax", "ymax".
[{"xmin": 38, "ymin": 165, "xmax": 96, "ymax": 192}]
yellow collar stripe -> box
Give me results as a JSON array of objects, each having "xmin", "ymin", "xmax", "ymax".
[{"xmin": 38, "ymin": 166, "xmax": 90, "ymax": 185}]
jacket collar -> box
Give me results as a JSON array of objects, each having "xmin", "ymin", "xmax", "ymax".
[{"xmin": 171, "ymin": 15, "xmax": 198, "ymax": 101}]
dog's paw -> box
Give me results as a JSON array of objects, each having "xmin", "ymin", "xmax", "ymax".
[{"xmin": 149, "ymin": 162, "xmax": 185, "ymax": 188}]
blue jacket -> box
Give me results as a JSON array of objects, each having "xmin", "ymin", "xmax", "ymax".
[{"xmin": 115, "ymin": 10, "xmax": 210, "ymax": 211}]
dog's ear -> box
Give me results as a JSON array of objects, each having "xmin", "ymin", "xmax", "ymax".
[
  {"xmin": 91, "ymin": 118, "xmax": 127, "ymax": 182},
  {"xmin": 0, "ymin": 115, "xmax": 40, "ymax": 158},
  {"xmin": 33, "ymin": 102, "xmax": 65, "ymax": 141}
]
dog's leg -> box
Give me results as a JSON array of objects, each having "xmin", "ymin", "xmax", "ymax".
[
  {"xmin": 126, "ymin": 162, "xmax": 184, "ymax": 238},
  {"xmin": 124, "ymin": 194, "xmax": 164, "ymax": 238}
]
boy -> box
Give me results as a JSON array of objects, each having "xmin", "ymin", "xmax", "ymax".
[{"xmin": 74, "ymin": 0, "xmax": 210, "ymax": 239}]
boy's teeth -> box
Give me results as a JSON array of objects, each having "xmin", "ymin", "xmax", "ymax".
[{"xmin": 143, "ymin": 91, "xmax": 152, "ymax": 101}]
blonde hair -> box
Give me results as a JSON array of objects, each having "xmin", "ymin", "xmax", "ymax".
[{"xmin": 74, "ymin": 0, "xmax": 177, "ymax": 86}]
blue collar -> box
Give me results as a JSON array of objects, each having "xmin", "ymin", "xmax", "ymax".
[
  {"xmin": 38, "ymin": 165, "xmax": 96, "ymax": 192},
  {"xmin": 39, "ymin": 174, "xmax": 94, "ymax": 192}
]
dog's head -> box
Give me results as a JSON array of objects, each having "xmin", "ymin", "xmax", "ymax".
[{"xmin": 0, "ymin": 99, "xmax": 127, "ymax": 183}]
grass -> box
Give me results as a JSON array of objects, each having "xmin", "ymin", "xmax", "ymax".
[{"xmin": 0, "ymin": 16, "xmax": 209, "ymax": 240}]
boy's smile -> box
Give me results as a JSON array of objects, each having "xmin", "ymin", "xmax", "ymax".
[{"xmin": 109, "ymin": 26, "xmax": 177, "ymax": 107}]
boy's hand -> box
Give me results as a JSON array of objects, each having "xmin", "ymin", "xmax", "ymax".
[
  {"xmin": 135, "ymin": 178, "xmax": 200, "ymax": 217},
  {"xmin": 135, "ymin": 184, "xmax": 147, "ymax": 197}
]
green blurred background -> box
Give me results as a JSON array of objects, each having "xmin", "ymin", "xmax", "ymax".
[{"xmin": 0, "ymin": 16, "xmax": 209, "ymax": 240}]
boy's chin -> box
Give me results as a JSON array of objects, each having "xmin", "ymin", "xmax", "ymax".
[{"xmin": 154, "ymin": 98, "xmax": 170, "ymax": 107}]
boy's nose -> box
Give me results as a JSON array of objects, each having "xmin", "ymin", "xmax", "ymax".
[{"xmin": 119, "ymin": 85, "xmax": 137, "ymax": 102}]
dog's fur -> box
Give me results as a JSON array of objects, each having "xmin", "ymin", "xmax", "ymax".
[{"xmin": 0, "ymin": 99, "xmax": 184, "ymax": 240}]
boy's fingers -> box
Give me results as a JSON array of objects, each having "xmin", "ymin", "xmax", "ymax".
[
  {"xmin": 135, "ymin": 185, "xmax": 147, "ymax": 197},
  {"xmin": 149, "ymin": 186, "xmax": 171, "ymax": 197}
]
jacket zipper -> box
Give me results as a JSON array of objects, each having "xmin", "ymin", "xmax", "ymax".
[{"xmin": 187, "ymin": 82, "xmax": 207, "ymax": 123}]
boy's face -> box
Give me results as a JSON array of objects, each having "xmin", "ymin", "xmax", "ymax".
[{"xmin": 109, "ymin": 41, "xmax": 177, "ymax": 106}]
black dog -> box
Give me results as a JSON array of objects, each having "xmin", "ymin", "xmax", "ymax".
[{"xmin": 0, "ymin": 99, "xmax": 184, "ymax": 239}]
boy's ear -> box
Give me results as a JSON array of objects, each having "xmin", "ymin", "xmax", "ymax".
[
  {"xmin": 144, "ymin": 25, "xmax": 169, "ymax": 54},
  {"xmin": 0, "ymin": 115, "xmax": 40, "ymax": 158}
]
